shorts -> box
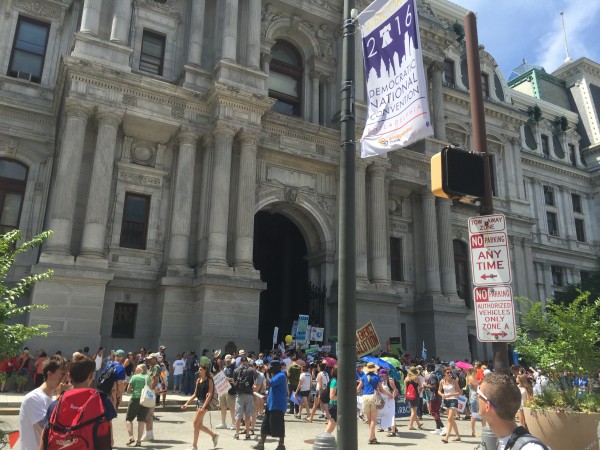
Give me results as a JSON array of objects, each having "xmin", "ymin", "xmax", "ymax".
[
  {"xmin": 298, "ymin": 390, "xmax": 310, "ymax": 398},
  {"xmin": 260, "ymin": 408, "xmax": 285, "ymax": 438},
  {"xmin": 219, "ymin": 391, "xmax": 235, "ymax": 409},
  {"xmin": 329, "ymin": 405, "xmax": 337, "ymax": 422},
  {"xmin": 362, "ymin": 394, "xmax": 377, "ymax": 414},
  {"xmin": 125, "ymin": 398, "xmax": 149, "ymax": 422},
  {"xmin": 235, "ymin": 393, "xmax": 255, "ymax": 419},
  {"xmin": 444, "ymin": 399, "xmax": 458, "ymax": 409},
  {"xmin": 408, "ymin": 399, "xmax": 419, "ymax": 408}
]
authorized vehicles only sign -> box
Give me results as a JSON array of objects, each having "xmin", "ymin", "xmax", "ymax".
[{"xmin": 473, "ymin": 286, "xmax": 516, "ymax": 342}]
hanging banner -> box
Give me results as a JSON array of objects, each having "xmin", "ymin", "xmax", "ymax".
[
  {"xmin": 356, "ymin": 321, "xmax": 382, "ymax": 357},
  {"xmin": 357, "ymin": 0, "xmax": 433, "ymax": 157},
  {"xmin": 296, "ymin": 314, "xmax": 310, "ymax": 345}
]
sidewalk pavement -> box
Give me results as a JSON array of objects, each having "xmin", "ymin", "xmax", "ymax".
[{"xmin": 1, "ymin": 390, "xmax": 484, "ymax": 449}]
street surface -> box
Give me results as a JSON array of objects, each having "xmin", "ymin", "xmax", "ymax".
[{"xmin": 1, "ymin": 392, "xmax": 484, "ymax": 449}]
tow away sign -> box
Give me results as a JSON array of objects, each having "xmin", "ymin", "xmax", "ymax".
[
  {"xmin": 473, "ymin": 285, "xmax": 516, "ymax": 342},
  {"xmin": 468, "ymin": 215, "xmax": 512, "ymax": 286}
]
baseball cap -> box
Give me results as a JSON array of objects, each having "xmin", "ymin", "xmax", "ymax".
[
  {"xmin": 159, "ymin": 345, "xmax": 166, "ymax": 350},
  {"xmin": 225, "ymin": 354, "xmax": 232, "ymax": 361},
  {"xmin": 238, "ymin": 349, "xmax": 246, "ymax": 355},
  {"xmin": 115, "ymin": 349, "xmax": 126, "ymax": 357},
  {"xmin": 240, "ymin": 355, "xmax": 248, "ymax": 362}
]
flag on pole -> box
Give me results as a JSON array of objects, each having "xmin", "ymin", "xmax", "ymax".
[
  {"xmin": 356, "ymin": 0, "xmax": 433, "ymax": 157},
  {"xmin": 421, "ymin": 341, "xmax": 427, "ymax": 360}
]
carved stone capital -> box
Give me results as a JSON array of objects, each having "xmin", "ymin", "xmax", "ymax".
[
  {"xmin": 310, "ymin": 69, "xmax": 321, "ymax": 79},
  {"xmin": 367, "ymin": 162, "xmax": 387, "ymax": 178},
  {"xmin": 429, "ymin": 60, "xmax": 444, "ymax": 72},
  {"xmin": 96, "ymin": 110, "xmax": 123, "ymax": 128},
  {"xmin": 239, "ymin": 130, "xmax": 262, "ymax": 148},
  {"xmin": 260, "ymin": 52, "xmax": 272, "ymax": 64},
  {"xmin": 178, "ymin": 129, "xmax": 199, "ymax": 147},
  {"xmin": 64, "ymin": 103, "xmax": 93, "ymax": 121},
  {"xmin": 212, "ymin": 122, "xmax": 237, "ymax": 141}
]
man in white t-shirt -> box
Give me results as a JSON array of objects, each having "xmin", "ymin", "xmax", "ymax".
[
  {"xmin": 478, "ymin": 372, "xmax": 548, "ymax": 450},
  {"xmin": 18, "ymin": 354, "xmax": 69, "ymax": 450},
  {"xmin": 172, "ymin": 354, "xmax": 185, "ymax": 393}
]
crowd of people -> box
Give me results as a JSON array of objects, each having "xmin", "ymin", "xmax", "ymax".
[{"xmin": 11, "ymin": 343, "xmax": 598, "ymax": 450}]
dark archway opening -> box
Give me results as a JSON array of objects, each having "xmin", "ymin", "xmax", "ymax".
[{"xmin": 253, "ymin": 211, "xmax": 309, "ymax": 351}]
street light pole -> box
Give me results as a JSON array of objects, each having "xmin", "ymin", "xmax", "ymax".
[
  {"xmin": 464, "ymin": 11, "xmax": 508, "ymax": 369},
  {"xmin": 337, "ymin": 0, "xmax": 357, "ymax": 449}
]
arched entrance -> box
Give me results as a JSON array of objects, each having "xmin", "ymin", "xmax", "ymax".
[{"xmin": 253, "ymin": 211, "xmax": 311, "ymax": 350}]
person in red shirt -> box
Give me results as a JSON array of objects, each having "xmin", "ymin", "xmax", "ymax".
[
  {"xmin": 34, "ymin": 350, "xmax": 48, "ymax": 388},
  {"xmin": 475, "ymin": 361, "xmax": 484, "ymax": 384},
  {"xmin": 0, "ymin": 355, "xmax": 18, "ymax": 392}
]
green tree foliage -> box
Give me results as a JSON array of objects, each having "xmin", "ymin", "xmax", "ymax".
[
  {"xmin": 554, "ymin": 259, "xmax": 600, "ymax": 307},
  {"xmin": 515, "ymin": 294, "xmax": 600, "ymax": 412},
  {"xmin": 0, "ymin": 229, "xmax": 53, "ymax": 356}
]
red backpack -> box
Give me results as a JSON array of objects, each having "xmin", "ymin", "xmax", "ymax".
[
  {"xmin": 43, "ymin": 388, "xmax": 111, "ymax": 450},
  {"xmin": 405, "ymin": 382, "xmax": 418, "ymax": 401}
]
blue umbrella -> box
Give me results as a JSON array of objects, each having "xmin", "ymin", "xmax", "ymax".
[{"xmin": 360, "ymin": 356, "xmax": 394, "ymax": 371}]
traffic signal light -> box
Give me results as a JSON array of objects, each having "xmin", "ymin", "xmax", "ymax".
[{"xmin": 431, "ymin": 146, "xmax": 485, "ymax": 199}]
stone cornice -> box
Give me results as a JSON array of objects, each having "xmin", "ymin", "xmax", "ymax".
[
  {"xmin": 521, "ymin": 153, "xmax": 589, "ymax": 180},
  {"xmin": 206, "ymin": 83, "xmax": 275, "ymax": 119},
  {"xmin": 443, "ymin": 90, "xmax": 526, "ymax": 126},
  {"xmin": 13, "ymin": 0, "xmax": 71, "ymax": 21}
]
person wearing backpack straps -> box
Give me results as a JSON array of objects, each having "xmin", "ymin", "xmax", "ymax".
[
  {"xmin": 306, "ymin": 362, "xmax": 330, "ymax": 422},
  {"xmin": 42, "ymin": 353, "xmax": 117, "ymax": 450},
  {"xmin": 478, "ymin": 372, "xmax": 549, "ymax": 450},
  {"xmin": 404, "ymin": 366, "xmax": 423, "ymax": 431}
]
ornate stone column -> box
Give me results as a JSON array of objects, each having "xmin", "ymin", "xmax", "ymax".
[
  {"xmin": 311, "ymin": 69, "xmax": 320, "ymax": 125},
  {"xmin": 44, "ymin": 103, "xmax": 92, "ymax": 258},
  {"xmin": 260, "ymin": 53, "xmax": 271, "ymax": 75},
  {"xmin": 368, "ymin": 162, "xmax": 389, "ymax": 284},
  {"xmin": 436, "ymin": 198, "xmax": 457, "ymax": 295},
  {"xmin": 422, "ymin": 190, "xmax": 441, "ymax": 293},
  {"xmin": 110, "ymin": 0, "xmax": 133, "ymax": 44},
  {"xmin": 79, "ymin": 111, "xmax": 122, "ymax": 260},
  {"xmin": 559, "ymin": 187, "xmax": 575, "ymax": 239},
  {"xmin": 234, "ymin": 130, "xmax": 260, "ymax": 270},
  {"xmin": 355, "ymin": 158, "xmax": 368, "ymax": 282},
  {"xmin": 222, "ymin": 0, "xmax": 239, "ymax": 61},
  {"xmin": 205, "ymin": 123, "xmax": 236, "ymax": 268},
  {"xmin": 429, "ymin": 61, "xmax": 446, "ymax": 140},
  {"xmin": 543, "ymin": 263, "xmax": 554, "ymax": 303},
  {"xmin": 80, "ymin": 0, "xmax": 101, "ymax": 35},
  {"xmin": 168, "ymin": 130, "xmax": 199, "ymax": 267},
  {"xmin": 247, "ymin": 0, "xmax": 261, "ymax": 68},
  {"xmin": 529, "ymin": 178, "xmax": 545, "ymax": 235},
  {"xmin": 187, "ymin": 0, "xmax": 206, "ymax": 66},
  {"xmin": 196, "ymin": 135, "xmax": 214, "ymax": 266}
]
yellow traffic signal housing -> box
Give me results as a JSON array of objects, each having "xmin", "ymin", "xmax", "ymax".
[{"xmin": 431, "ymin": 146, "xmax": 485, "ymax": 199}]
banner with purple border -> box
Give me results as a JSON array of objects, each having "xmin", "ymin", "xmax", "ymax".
[{"xmin": 357, "ymin": 0, "xmax": 433, "ymax": 157}]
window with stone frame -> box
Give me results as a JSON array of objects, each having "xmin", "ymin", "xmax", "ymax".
[
  {"xmin": 8, "ymin": 16, "xmax": 50, "ymax": 83},
  {"xmin": 453, "ymin": 240, "xmax": 471, "ymax": 308},
  {"xmin": 111, "ymin": 302, "xmax": 138, "ymax": 339},
  {"xmin": 571, "ymin": 193, "xmax": 582, "ymax": 213},
  {"xmin": 481, "ymin": 72, "xmax": 490, "ymax": 98},
  {"xmin": 543, "ymin": 185, "xmax": 555, "ymax": 205},
  {"xmin": 551, "ymin": 265, "xmax": 564, "ymax": 286},
  {"xmin": 541, "ymin": 134, "xmax": 550, "ymax": 158},
  {"xmin": 139, "ymin": 29, "xmax": 166, "ymax": 76},
  {"xmin": 120, "ymin": 192, "xmax": 150, "ymax": 250},
  {"xmin": 574, "ymin": 218, "xmax": 585, "ymax": 242},
  {"xmin": 443, "ymin": 59, "xmax": 455, "ymax": 86},
  {"xmin": 0, "ymin": 159, "xmax": 28, "ymax": 234},
  {"xmin": 546, "ymin": 211, "xmax": 558, "ymax": 236},
  {"xmin": 390, "ymin": 237, "xmax": 403, "ymax": 281},
  {"xmin": 269, "ymin": 40, "xmax": 303, "ymax": 116}
]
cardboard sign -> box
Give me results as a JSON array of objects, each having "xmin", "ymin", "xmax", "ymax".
[
  {"xmin": 213, "ymin": 371, "xmax": 230, "ymax": 397},
  {"xmin": 356, "ymin": 321, "xmax": 382, "ymax": 357},
  {"xmin": 310, "ymin": 327, "xmax": 324, "ymax": 342}
]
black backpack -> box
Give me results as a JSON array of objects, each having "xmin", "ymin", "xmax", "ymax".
[
  {"xmin": 319, "ymin": 379, "xmax": 331, "ymax": 403},
  {"xmin": 234, "ymin": 366, "xmax": 254, "ymax": 395},
  {"xmin": 505, "ymin": 426, "xmax": 550, "ymax": 450},
  {"xmin": 97, "ymin": 363, "xmax": 116, "ymax": 395}
]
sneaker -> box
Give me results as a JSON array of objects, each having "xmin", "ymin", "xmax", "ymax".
[
  {"xmin": 234, "ymin": 434, "xmax": 240, "ymax": 440},
  {"xmin": 186, "ymin": 447, "xmax": 197, "ymax": 450},
  {"xmin": 318, "ymin": 414, "xmax": 325, "ymax": 419},
  {"xmin": 430, "ymin": 429, "xmax": 440, "ymax": 434},
  {"xmin": 212, "ymin": 434, "xmax": 219, "ymax": 447},
  {"xmin": 251, "ymin": 443, "xmax": 265, "ymax": 450},
  {"xmin": 229, "ymin": 424, "xmax": 236, "ymax": 430},
  {"xmin": 215, "ymin": 423, "xmax": 227, "ymax": 430},
  {"xmin": 440, "ymin": 428, "xmax": 447, "ymax": 435},
  {"xmin": 141, "ymin": 431, "xmax": 154, "ymax": 442}
]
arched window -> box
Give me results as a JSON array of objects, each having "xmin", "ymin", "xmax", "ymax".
[
  {"xmin": 0, "ymin": 159, "xmax": 28, "ymax": 233},
  {"xmin": 269, "ymin": 40, "xmax": 303, "ymax": 116},
  {"xmin": 453, "ymin": 239, "xmax": 471, "ymax": 308}
]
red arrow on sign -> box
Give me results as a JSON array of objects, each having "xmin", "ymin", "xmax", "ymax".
[
  {"xmin": 481, "ymin": 274, "xmax": 498, "ymax": 280},
  {"xmin": 490, "ymin": 331, "xmax": 508, "ymax": 338}
]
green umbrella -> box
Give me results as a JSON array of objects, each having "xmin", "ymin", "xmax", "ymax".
[{"xmin": 381, "ymin": 356, "xmax": 401, "ymax": 369}]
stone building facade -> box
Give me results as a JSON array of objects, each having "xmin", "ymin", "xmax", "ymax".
[{"xmin": 1, "ymin": 0, "xmax": 598, "ymax": 360}]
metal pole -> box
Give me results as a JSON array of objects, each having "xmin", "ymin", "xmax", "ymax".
[
  {"xmin": 338, "ymin": 1, "xmax": 357, "ymax": 449},
  {"xmin": 464, "ymin": 12, "xmax": 509, "ymax": 370}
]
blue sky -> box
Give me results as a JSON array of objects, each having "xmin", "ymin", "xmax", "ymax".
[{"xmin": 452, "ymin": 0, "xmax": 600, "ymax": 79}]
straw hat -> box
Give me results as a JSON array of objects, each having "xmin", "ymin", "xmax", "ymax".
[
  {"xmin": 408, "ymin": 366, "xmax": 420, "ymax": 376},
  {"xmin": 364, "ymin": 362, "xmax": 379, "ymax": 373},
  {"xmin": 213, "ymin": 349, "xmax": 222, "ymax": 358}
]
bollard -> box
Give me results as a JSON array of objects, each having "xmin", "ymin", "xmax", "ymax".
[
  {"xmin": 477, "ymin": 425, "xmax": 497, "ymax": 450},
  {"xmin": 312, "ymin": 432, "xmax": 337, "ymax": 450}
]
